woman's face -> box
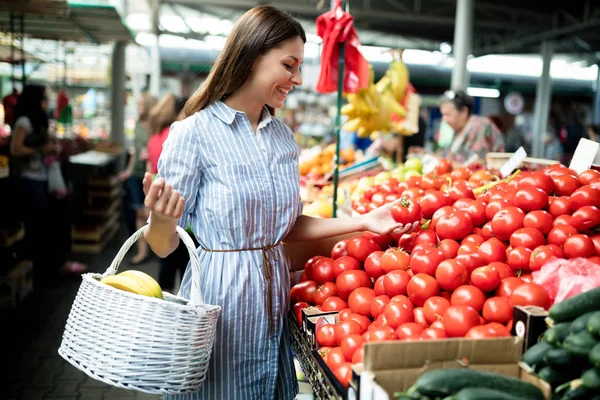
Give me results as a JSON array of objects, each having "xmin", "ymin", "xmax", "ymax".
[
  {"xmin": 247, "ymin": 36, "xmax": 304, "ymax": 109},
  {"xmin": 440, "ymin": 102, "xmax": 469, "ymax": 134}
]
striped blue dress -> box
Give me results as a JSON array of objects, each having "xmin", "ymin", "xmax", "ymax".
[{"xmin": 157, "ymin": 101, "xmax": 302, "ymax": 400}]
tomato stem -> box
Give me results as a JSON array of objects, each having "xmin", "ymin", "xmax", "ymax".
[{"xmin": 472, "ymin": 169, "xmax": 521, "ymax": 195}]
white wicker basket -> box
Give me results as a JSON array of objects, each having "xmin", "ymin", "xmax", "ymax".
[{"xmin": 58, "ymin": 225, "xmax": 221, "ymax": 394}]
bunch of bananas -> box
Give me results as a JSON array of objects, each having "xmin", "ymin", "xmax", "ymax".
[
  {"xmin": 341, "ymin": 51, "xmax": 420, "ymax": 139},
  {"xmin": 101, "ymin": 270, "xmax": 163, "ymax": 299}
]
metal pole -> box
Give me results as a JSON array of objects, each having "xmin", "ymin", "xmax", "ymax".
[
  {"xmin": 332, "ymin": 0, "xmax": 347, "ymax": 218},
  {"xmin": 20, "ymin": 14, "xmax": 25, "ymax": 85},
  {"xmin": 593, "ymin": 64, "xmax": 600, "ymax": 124},
  {"xmin": 150, "ymin": 0, "xmax": 161, "ymax": 97},
  {"xmin": 450, "ymin": 0, "xmax": 473, "ymax": 91},
  {"xmin": 111, "ymin": 42, "xmax": 127, "ymax": 146},
  {"xmin": 531, "ymin": 40, "xmax": 554, "ymax": 159}
]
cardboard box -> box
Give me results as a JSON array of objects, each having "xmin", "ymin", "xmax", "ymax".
[
  {"xmin": 284, "ymin": 233, "xmax": 355, "ymax": 272},
  {"xmin": 350, "ymin": 337, "xmax": 551, "ymax": 400},
  {"xmin": 512, "ymin": 306, "xmax": 548, "ymax": 351},
  {"xmin": 0, "ymin": 260, "xmax": 33, "ymax": 308}
]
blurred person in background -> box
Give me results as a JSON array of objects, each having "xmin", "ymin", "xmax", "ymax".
[
  {"xmin": 120, "ymin": 92, "xmax": 157, "ymax": 265},
  {"xmin": 587, "ymin": 124, "xmax": 599, "ymax": 142},
  {"xmin": 146, "ymin": 94, "xmax": 195, "ymax": 292},
  {"xmin": 439, "ymin": 90, "xmax": 505, "ymax": 163},
  {"xmin": 9, "ymin": 85, "xmax": 86, "ymax": 277}
]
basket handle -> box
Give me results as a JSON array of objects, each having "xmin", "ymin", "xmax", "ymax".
[{"xmin": 103, "ymin": 225, "xmax": 206, "ymax": 313}]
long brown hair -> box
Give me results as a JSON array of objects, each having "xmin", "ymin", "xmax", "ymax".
[
  {"xmin": 183, "ymin": 5, "xmax": 305, "ymax": 117},
  {"xmin": 139, "ymin": 91, "xmax": 157, "ymax": 122},
  {"xmin": 148, "ymin": 94, "xmax": 177, "ymax": 135}
]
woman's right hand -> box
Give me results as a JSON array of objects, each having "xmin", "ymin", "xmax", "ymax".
[{"xmin": 143, "ymin": 172, "xmax": 185, "ymax": 222}]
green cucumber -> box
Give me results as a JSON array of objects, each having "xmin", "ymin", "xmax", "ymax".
[
  {"xmin": 564, "ymin": 331, "xmax": 598, "ymax": 357},
  {"xmin": 549, "ymin": 287, "xmax": 600, "ymax": 323},
  {"xmin": 445, "ymin": 387, "xmax": 522, "ymax": 400},
  {"xmin": 544, "ymin": 322, "xmax": 572, "ymax": 345},
  {"xmin": 588, "ymin": 313, "xmax": 600, "ymax": 337},
  {"xmin": 590, "ymin": 343, "xmax": 600, "ymax": 368},
  {"xmin": 571, "ymin": 311, "xmax": 600, "ymax": 333},
  {"xmin": 544, "ymin": 347, "xmax": 575, "ymax": 368},
  {"xmin": 522, "ymin": 341, "xmax": 553, "ymax": 368},
  {"xmin": 564, "ymin": 385, "xmax": 594, "ymax": 399},
  {"xmin": 408, "ymin": 368, "xmax": 544, "ymax": 400},
  {"xmin": 582, "ymin": 368, "xmax": 600, "ymax": 390},
  {"xmin": 537, "ymin": 366, "xmax": 572, "ymax": 387}
]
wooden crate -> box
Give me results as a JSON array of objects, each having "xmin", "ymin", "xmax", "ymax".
[{"xmin": 486, "ymin": 152, "xmax": 560, "ymax": 170}]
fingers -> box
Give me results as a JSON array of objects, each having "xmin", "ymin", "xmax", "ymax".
[
  {"xmin": 144, "ymin": 177, "xmax": 164, "ymax": 209},
  {"xmin": 142, "ymin": 172, "xmax": 153, "ymax": 196},
  {"xmin": 173, "ymin": 197, "xmax": 186, "ymax": 219},
  {"xmin": 165, "ymin": 189, "xmax": 180, "ymax": 216}
]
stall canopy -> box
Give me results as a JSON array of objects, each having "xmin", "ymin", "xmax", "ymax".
[{"xmin": 0, "ymin": 0, "xmax": 134, "ymax": 44}]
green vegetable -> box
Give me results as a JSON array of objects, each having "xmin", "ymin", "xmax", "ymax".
[
  {"xmin": 564, "ymin": 331, "xmax": 598, "ymax": 357},
  {"xmin": 543, "ymin": 347, "xmax": 575, "ymax": 368},
  {"xmin": 536, "ymin": 366, "xmax": 572, "ymax": 387},
  {"xmin": 407, "ymin": 368, "xmax": 544, "ymax": 400},
  {"xmin": 544, "ymin": 322, "xmax": 571, "ymax": 345},
  {"xmin": 564, "ymin": 385, "xmax": 594, "ymax": 399},
  {"xmin": 588, "ymin": 313, "xmax": 600, "ymax": 337},
  {"xmin": 571, "ymin": 311, "xmax": 600, "ymax": 333},
  {"xmin": 582, "ymin": 368, "xmax": 600, "ymax": 390},
  {"xmin": 590, "ymin": 343, "xmax": 600, "ymax": 368},
  {"xmin": 444, "ymin": 387, "xmax": 522, "ymax": 400},
  {"xmin": 549, "ymin": 287, "xmax": 600, "ymax": 323},
  {"xmin": 522, "ymin": 341, "xmax": 553, "ymax": 369}
]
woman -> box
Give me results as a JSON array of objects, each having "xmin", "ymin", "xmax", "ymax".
[
  {"xmin": 10, "ymin": 85, "xmax": 85, "ymax": 276},
  {"xmin": 120, "ymin": 92, "xmax": 157, "ymax": 264},
  {"xmin": 142, "ymin": 6, "xmax": 415, "ymax": 399}
]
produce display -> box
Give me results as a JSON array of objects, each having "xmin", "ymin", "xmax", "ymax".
[
  {"xmin": 291, "ymin": 162, "xmax": 600, "ymax": 389},
  {"xmin": 100, "ymin": 270, "xmax": 164, "ymax": 299},
  {"xmin": 522, "ymin": 287, "xmax": 600, "ymax": 399}
]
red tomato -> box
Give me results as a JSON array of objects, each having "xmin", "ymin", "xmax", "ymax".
[
  {"xmin": 412, "ymin": 229, "xmax": 439, "ymax": 248},
  {"xmin": 547, "ymin": 225, "xmax": 578, "ymax": 248},
  {"xmin": 370, "ymin": 295, "xmax": 390, "ymax": 319},
  {"xmin": 435, "ymin": 158, "xmax": 453, "ymax": 175},
  {"xmin": 478, "ymin": 238, "xmax": 508, "ymax": 264},
  {"xmin": 380, "ymin": 249, "xmax": 410, "ymax": 272},
  {"xmin": 332, "ymin": 362, "xmax": 353, "ymax": 388},
  {"xmin": 326, "ymin": 347, "xmax": 346, "ymax": 370},
  {"xmin": 436, "ymin": 210, "xmax": 474, "ymax": 241},
  {"xmin": 486, "ymin": 322, "xmax": 511, "ymax": 337},
  {"xmin": 514, "ymin": 187, "xmax": 549, "ymax": 212},
  {"xmin": 383, "ymin": 270, "xmax": 411, "ymax": 297},
  {"xmin": 314, "ymin": 282, "xmax": 338, "ymax": 306},
  {"xmin": 460, "ymin": 199, "xmax": 487, "ymax": 227},
  {"xmin": 321, "ymin": 296, "xmax": 349, "ymax": 312},
  {"xmin": 407, "ymin": 274, "xmax": 440, "ymax": 307},
  {"xmin": 333, "ymin": 256, "xmax": 361, "ymax": 278},
  {"xmin": 349, "ymin": 313, "xmax": 370, "ymax": 333},
  {"xmin": 549, "ymin": 196, "xmax": 571, "ymax": 217},
  {"xmin": 455, "ymin": 253, "xmax": 483, "ymax": 275},
  {"xmin": 438, "ymin": 239, "xmax": 460, "ymax": 259},
  {"xmin": 347, "ymin": 236, "xmax": 381, "ymax": 263},
  {"xmin": 339, "ymin": 308, "xmax": 353, "ymax": 321},
  {"xmin": 592, "ymin": 235, "xmax": 600, "ymax": 256},
  {"xmin": 481, "ymin": 222, "xmax": 494, "ymax": 240},
  {"xmin": 458, "ymin": 241, "xmax": 480, "ymax": 255},
  {"xmin": 523, "ymin": 210, "xmax": 554, "ymax": 235},
  {"xmin": 420, "ymin": 327, "xmax": 448, "ymax": 340},
  {"xmin": 483, "ymin": 297, "xmax": 513, "ymax": 323},
  {"xmin": 316, "ymin": 324, "xmax": 337, "ymax": 347},
  {"xmin": 423, "ymin": 296, "xmax": 451, "ymax": 324},
  {"xmin": 486, "ymin": 199, "xmax": 512, "ymax": 220},
  {"xmin": 507, "ymin": 246, "xmax": 533, "ymax": 271},
  {"xmin": 464, "ymin": 325, "xmax": 496, "ymax": 339},
  {"xmin": 420, "ymin": 190, "xmax": 452, "ymax": 219},
  {"xmin": 554, "ymin": 215, "xmax": 572, "ymax": 227},
  {"xmin": 331, "ymin": 240, "xmax": 349, "ymax": 259},
  {"xmin": 293, "ymin": 301, "xmax": 309, "ymax": 324},
  {"xmin": 410, "ymin": 246, "xmax": 445, "ymax": 276},
  {"xmin": 373, "ymin": 275, "xmax": 386, "ymax": 296},
  {"xmin": 340, "ymin": 334, "xmax": 364, "ymax": 362},
  {"xmin": 509, "ymin": 283, "xmax": 550, "ymax": 309},
  {"xmin": 443, "ymin": 305, "xmax": 481, "ymax": 337},
  {"xmin": 571, "ymin": 206, "xmax": 600, "ymax": 232},
  {"xmin": 303, "ymin": 256, "xmax": 324, "ymax": 280},
  {"xmin": 510, "ymin": 228, "xmax": 546, "ymax": 250},
  {"xmin": 395, "ymin": 322, "xmax": 425, "ymax": 340},
  {"xmin": 519, "ymin": 170, "xmax": 555, "ymax": 195},
  {"xmin": 435, "ymin": 259, "xmax": 468, "ymax": 291},
  {"xmin": 363, "ymin": 231, "xmax": 395, "ymax": 249},
  {"xmin": 391, "ymin": 197, "xmax": 423, "ymax": 224},
  {"xmin": 336, "ymin": 270, "xmax": 372, "ymax": 300},
  {"xmin": 569, "ymin": 186, "xmax": 600, "ymax": 211},
  {"xmin": 579, "ymin": 169, "xmax": 600, "ymax": 185},
  {"xmin": 334, "ymin": 320, "xmax": 363, "ymax": 346},
  {"xmin": 450, "ymin": 285, "xmax": 486, "ymax": 312},
  {"xmin": 451, "ymin": 167, "xmax": 471, "ymax": 181},
  {"xmin": 364, "ymin": 325, "xmax": 395, "ymax": 342},
  {"xmin": 312, "ymin": 257, "xmax": 336, "ymax": 284},
  {"xmin": 470, "ymin": 265, "xmax": 501, "ymax": 292},
  {"xmin": 553, "ymin": 174, "xmax": 581, "ymax": 196},
  {"xmin": 364, "ymin": 251, "xmax": 385, "ymax": 280},
  {"xmin": 529, "ymin": 245, "xmax": 560, "ymax": 272},
  {"xmin": 564, "ymin": 234, "xmax": 596, "ymax": 258},
  {"xmin": 352, "ymin": 347, "xmax": 364, "ymax": 364},
  {"xmin": 489, "ymin": 262, "xmax": 514, "ymax": 280},
  {"xmin": 383, "ymin": 297, "xmax": 414, "ymax": 328},
  {"xmin": 414, "ymin": 307, "xmax": 428, "ymax": 326},
  {"xmin": 430, "ymin": 320, "xmax": 445, "ymax": 330},
  {"xmin": 431, "ymin": 206, "xmax": 456, "ymax": 231},
  {"xmin": 463, "ymin": 234, "xmax": 485, "ymax": 246},
  {"xmin": 348, "ymin": 287, "xmax": 376, "ymax": 317},
  {"xmin": 318, "ymin": 346, "xmax": 331, "ymax": 361},
  {"xmin": 447, "ymin": 180, "xmax": 475, "ymax": 202},
  {"xmin": 290, "ymin": 280, "xmax": 318, "ymax": 304},
  {"xmin": 491, "ymin": 207, "xmax": 525, "ymax": 241},
  {"xmin": 380, "ymin": 178, "xmax": 400, "ymax": 195},
  {"xmin": 422, "ymin": 173, "xmax": 444, "ymax": 190}
]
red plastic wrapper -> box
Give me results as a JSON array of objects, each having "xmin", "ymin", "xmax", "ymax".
[{"xmin": 532, "ymin": 257, "xmax": 600, "ymax": 304}]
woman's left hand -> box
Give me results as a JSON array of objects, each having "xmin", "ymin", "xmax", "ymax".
[{"xmin": 361, "ymin": 199, "xmax": 420, "ymax": 236}]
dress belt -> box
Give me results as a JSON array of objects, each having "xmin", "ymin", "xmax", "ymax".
[{"xmin": 199, "ymin": 242, "xmax": 282, "ymax": 332}]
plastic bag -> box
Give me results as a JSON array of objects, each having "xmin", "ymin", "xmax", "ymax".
[
  {"xmin": 47, "ymin": 161, "xmax": 67, "ymax": 198},
  {"xmin": 533, "ymin": 257, "xmax": 600, "ymax": 304}
]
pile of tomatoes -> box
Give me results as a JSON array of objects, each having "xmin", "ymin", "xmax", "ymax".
[{"xmin": 290, "ymin": 162, "xmax": 600, "ymax": 388}]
